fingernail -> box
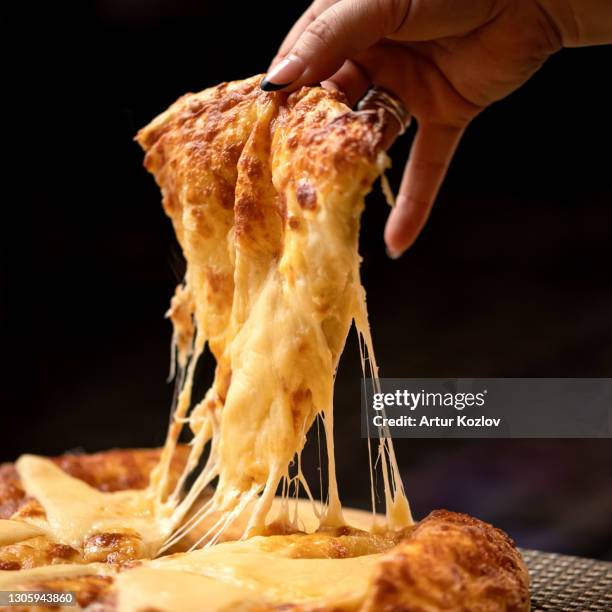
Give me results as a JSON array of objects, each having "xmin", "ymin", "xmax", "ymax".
[
  {"xmin": 386, "ymin": 247, "xmax": 403, "ymax": 260},
  {"xmin": 261, "ymin": 55, "xmax": 304, "ymax": 91}
]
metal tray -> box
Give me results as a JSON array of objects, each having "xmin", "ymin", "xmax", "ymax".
[{"xmin": 522, "ymin": 549, "xmax": 612, "ymax": 611}]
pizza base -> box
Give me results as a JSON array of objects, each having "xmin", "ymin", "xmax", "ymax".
[{"xmin": 0, "ymin": 449, "xmax": 529, "ymax": 611}]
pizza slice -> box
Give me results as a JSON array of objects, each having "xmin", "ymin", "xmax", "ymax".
[{"xmin": 136, "ymin": 74, "xmax": 410, "ymax": 544}]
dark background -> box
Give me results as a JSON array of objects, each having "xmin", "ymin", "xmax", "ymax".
[{"xmin": 1, "ymin": 1, "xmax": 611, "ymax": 559}]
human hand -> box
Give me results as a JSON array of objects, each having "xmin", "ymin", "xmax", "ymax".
[{"xmin": 261, "ymin": 0, "xmax": 570, "ymax": 257}]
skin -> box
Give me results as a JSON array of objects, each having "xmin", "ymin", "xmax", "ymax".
[{"xmin": 262, "ymin": 0, "xmax": 606, "ymax": 257}]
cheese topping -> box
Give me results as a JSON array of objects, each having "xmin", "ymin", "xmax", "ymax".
[
  {"xmin": 15, "ymin": 455, "xmax": 172, "ymax": 554},
  {"xmin": 137, "ymin": 74, "xmax": 412, "ymax": 546},
  {"xmin": 116, "ymin": 569, "xmax": 251, "ymax": 612},
  {"xmin": 0, "ymin": 520, "xmax": 44, "ymax": 546},
  {"xmin": 113, "ymin": 534, "xmax": 383, "ymax": 610},
  {"xmin": 115, "ymin": 556, "xmax": 376, "ymax": 612},
  {"xmin": 0, "ymin": 562, "xmax": 114, "ymax": 588}
]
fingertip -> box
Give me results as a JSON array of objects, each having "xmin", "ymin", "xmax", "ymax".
[
  {"xmin": 260, "ymin": 54, "xmax": 305, "ymax": 91},
  {"xmin": 383, "ymin": 196, "xmax": 424, "ymax": 258},
  {"xmin": 260, "ymin": 79, "xmax": 291, "ymax": 92},
  {"xmin": 385, "ymin": 246, "xmax": 404, "ymax": 260}
]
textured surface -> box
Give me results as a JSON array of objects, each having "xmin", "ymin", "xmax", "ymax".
[
  {"xmin": 524, "ymin": 548, "xmax": 612, "ymax": 611},
  {"xmin": 0, "ymin": 448, "xmax": 188, "ymax": 570},
  {"xmin": 136, "ymin": 75, "xmax": 404, "ymax": 536}
]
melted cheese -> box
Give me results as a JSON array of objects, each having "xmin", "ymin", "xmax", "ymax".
[
  {"xmin": 16, "ymin": 455, "xmax": 172, "ymax": 553},
  {"xmin": 116, "ymin": 569, "xmax": 251, "ymax": 612},
  {"xmin": 157, "ymin": 554, "xmax": 376, "ymax": 605},
  {"xmin": 117, "ymin": 537, "xmax": 379, "ymax": 610},
  {"xmin": 136, "ymin": 75, "xmax": 413, "ymax": 545},
  {"xmin": 0, "ymin": 520, "xmax": 43, "ymax": 546}
]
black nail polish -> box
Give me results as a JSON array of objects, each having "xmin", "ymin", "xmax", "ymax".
[{"xmin": 260, "ymin": 78, "xmax": 291, "ymax": 92}]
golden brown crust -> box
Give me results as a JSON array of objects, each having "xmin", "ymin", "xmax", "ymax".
[
  {"xmin": 258, "ymin": 525, "xmax": 408, "ymax": 560},
  {"xmin": 0, "ymin": 448, "xmax": 184, "ymax": 521},
  {"xmin": 361, "ymin": 510, "xmax": 530, "ymax": 612},
  {"xmin": 0, "ymin": 448, "xmax": 188, "ymax": 571},
  {"xmin": 135, "ymin": 74, "xmax": 385, "ymax": 370},
  {"xmin": 49, "ymin": 448, "xmax": 179, "ymax": 493},
  {"xmin": 83, "ymin": 530, "xmax": 146, "ymax": 565},
  {"xmin": 0, "ymin": 537, "xmax": 80, "ymax": 571},
  {"xmin": 0, "ymin": 464, "xmax": 27, "ymax": 521}
]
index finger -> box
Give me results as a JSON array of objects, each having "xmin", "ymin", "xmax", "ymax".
[{"xmin": 270, "ymin": 0, "xmax": 340, "ymax": 69}]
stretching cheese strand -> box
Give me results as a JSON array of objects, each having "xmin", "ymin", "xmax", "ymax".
[{"xmin": 136, "ymin": 75, "xmax": 412, "ymax": 546}]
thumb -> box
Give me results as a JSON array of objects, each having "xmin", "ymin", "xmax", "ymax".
[{"xmin": 261, "ymin": 0, "xmax": 408, "ymax": 91}]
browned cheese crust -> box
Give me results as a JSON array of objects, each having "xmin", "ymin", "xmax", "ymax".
[
  {"xmin": 360, "ymin": 510, "xmax": 530, "ymax": 612},
  {"xmin": 0, "ymin": 448, "xmax": 188, "ymax": 570},
  {"xmin": 136, "ymin": 73, "xmax": 384, "ymax": 402}
]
